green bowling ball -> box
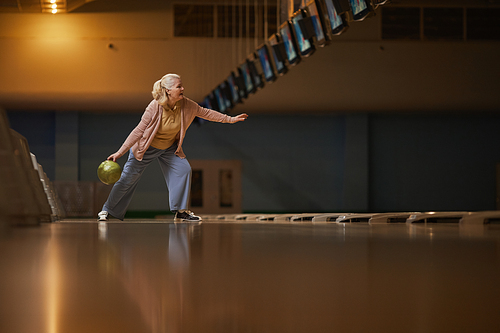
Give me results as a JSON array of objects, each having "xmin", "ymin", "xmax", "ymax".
[{"xmin": 97, "ymin": 160, "xmax": 122, "ymax": 185}]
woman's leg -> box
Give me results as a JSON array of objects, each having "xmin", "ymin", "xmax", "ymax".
[
  {"xmin": 102, "ymin": 148, "xmax": 160, "ymax": 220},
  {"xmin": 157, "ymin": 145, "xmax": 192, "ymax": 212}
]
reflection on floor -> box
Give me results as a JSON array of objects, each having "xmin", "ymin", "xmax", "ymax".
[{"xmin": 1, "ymin": 217, "xmax": 500, "ymax": 333}]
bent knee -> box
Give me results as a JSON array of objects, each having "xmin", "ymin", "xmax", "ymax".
[
  {"xmin": 179, "ymin": 162, "xmax": 192, "ymax": 176},
  {"xmin": 169, "ymin": 157, "xmax": 191, "ymax": 176}
]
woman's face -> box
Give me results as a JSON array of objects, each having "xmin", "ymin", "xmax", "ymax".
[{"xmin": 167, "ymin": 78, "xmax": 184, "ymax": 103}]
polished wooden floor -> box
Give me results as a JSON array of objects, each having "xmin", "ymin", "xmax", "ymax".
[{"xmin": 1, "ymin": 218, "xmax": 500, "ymax": 333}]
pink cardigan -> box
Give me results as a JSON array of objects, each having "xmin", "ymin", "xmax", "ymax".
[{"xmin": 117, "ymin": 97, "xmax": 236, "ymax": 161}]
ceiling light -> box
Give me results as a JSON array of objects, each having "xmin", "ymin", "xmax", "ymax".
[{"xmin": 41, "ymin": 0, "xmax": 67, "ymax": 14}]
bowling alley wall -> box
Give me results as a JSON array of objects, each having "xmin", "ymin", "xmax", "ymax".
[{"xmin": 2, "ymin": 1, "xmax": 500, "ymax": 216}]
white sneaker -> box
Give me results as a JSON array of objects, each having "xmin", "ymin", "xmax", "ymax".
[{"xmin": 98, "ymin": 211, "xmax": 108, "ymax": 221}]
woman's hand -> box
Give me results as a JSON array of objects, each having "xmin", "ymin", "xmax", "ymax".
[
  {"xmin": 107, "ymin": 152, "xmax": 122, "ymax": 162},
  {"xmin": 232, "ymin": 113, "xmax": 248, "ymax": 123}
]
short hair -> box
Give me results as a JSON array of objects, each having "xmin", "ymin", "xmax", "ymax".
[{"xmin": 152, "ymin": 73, "xmax": 181, "ymax": 105}]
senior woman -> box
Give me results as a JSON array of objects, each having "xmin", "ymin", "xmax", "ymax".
[{"xmin": 98, "ymin": 73, "xmax": 248, "ymax": 222}]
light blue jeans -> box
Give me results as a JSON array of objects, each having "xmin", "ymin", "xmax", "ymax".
[{"xmin": 102, "ymin": 144, "xmax": 191, "ymax": 220}]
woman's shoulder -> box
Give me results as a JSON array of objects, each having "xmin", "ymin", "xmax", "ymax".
[
  {"xmin": 138, "ymin": 100, "xmax": 162, "ymax": 122},
  {"xmin": 181, "ymin": 97, "xmax": 197, "ymax": 107},
  {"xmin": 180, "ymin": 97, "xmax": 202, "ymax": 113},
  {"xmin": 146, "ymin": 99, "xmax": 159, "ymax": 108},
  {"xmin": 145, "ymin": 99, "xmax": 162, "ymax": 113}
]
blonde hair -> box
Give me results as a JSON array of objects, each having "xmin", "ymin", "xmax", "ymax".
[{"xmin": 152, "ymin": 73, "xmax": 181, "ymax": 105}]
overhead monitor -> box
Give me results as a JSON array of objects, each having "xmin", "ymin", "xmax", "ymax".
[
  {"xmin": 348, "ymin": 0, "xmax": 372, "ymax": 21},
  {"xmin": 213, "ymin": 86, "xmax": 228, "ymax": 113},
  {"xmin": 305, "ymin": 0, "xmax": 329, "ymax": 46},
  {"xmin": 290, "ymin": 9, "xmax": 316, "ymax": 57},
  {"xmin": 238, "ymin": 61, "xmax": 255, "ymax": 95},
  {"xmin": 202, "ymin": 95, "xmax": 213, "ymax": 109},
  {"xmin": 226, "ymin": 72, "xmax": 242, "ymax": 105},
  {"xmin": 219, "ymin": 81, "xmax": 233, "ymax": 110},
  {"xmin": 235, "ymin": 73, "xmax": 248, "ymax": 100},
  {"xmin": 256, "ymin": 44, "xmax": 277, "ymax": 83},
  {"xmin": 278, "ymin": 20, "xmax": 301, "ymax": 66},
  {"xmin": 323, "ymin": 0, "xmax": 348, "ymax": 35},
  {"xmin": 247, "ymin": 56, "xmax": 264, "ymax": 90},
  {"xmin": 268, "ymin": 34, "xmax": 288, "ymax": 75},
  {"xmin": 203, "ymin": 91, "xmax": 217, "ymax": 110}
]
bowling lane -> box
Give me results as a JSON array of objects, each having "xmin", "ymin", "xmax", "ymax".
[{"xmin": 1, "ymin": 220, "xmax": 500, "ymax": 332}]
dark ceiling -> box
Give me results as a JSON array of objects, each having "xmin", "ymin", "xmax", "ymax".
[
  {"xmin": 72, "ymin": 0, "xmax": 171, "ymax": 13},
  {"xmin": 0, "ymin": 0, "xmax": 174, "ymax": 13},
  {"xmin": 0, "ymin": 0, "xmax": 246, "ymax": 13}
]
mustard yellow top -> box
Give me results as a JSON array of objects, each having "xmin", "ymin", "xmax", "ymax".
[
  {"xmin": 117, "ymin": 97, "xmax": 235, "ymax": 161},
  {"xmin": 150, "ymin": 101, "xmax": 181, "ymax": 150}
]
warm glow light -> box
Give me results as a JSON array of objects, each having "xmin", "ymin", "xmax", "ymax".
[
  {"xmin": 44, "ymin": 0, "xmax": 65, "ymax": 14},
  {"xmin": 46, "ymin": 238, "xmax": 61, "ymax": 333}
]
